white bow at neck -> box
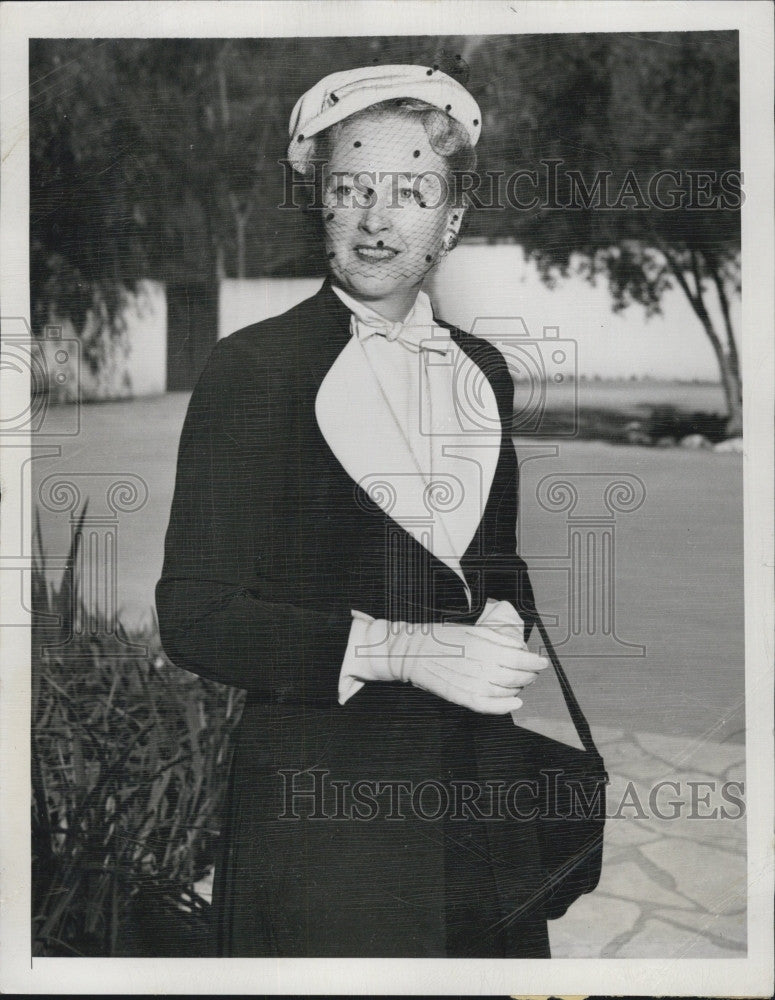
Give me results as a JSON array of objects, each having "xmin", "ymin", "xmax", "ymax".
[{"xmin": 331, "ymin": 284, "xmax": 451, "ymax": 355}]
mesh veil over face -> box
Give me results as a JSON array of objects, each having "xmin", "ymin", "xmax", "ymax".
[{"xmin": 316, "ymin": 109, "xmax": 469, "ymax": 313}]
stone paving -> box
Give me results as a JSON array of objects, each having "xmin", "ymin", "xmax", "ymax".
[
  {"xmin": 193, "ymin": 718, "xmax": 746, "ymax": 958},
  {"xmin": 541, "ymin": 719, "xmax": 747, "ymax": 958}
]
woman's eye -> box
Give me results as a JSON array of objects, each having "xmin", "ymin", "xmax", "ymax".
[
  {"xmin": 324, "ymin": 183, "xmax": 353, "ymax": 205},
  {"xmin": 399, "ymin": 186, "xmax": 423, "ymax": 204}
]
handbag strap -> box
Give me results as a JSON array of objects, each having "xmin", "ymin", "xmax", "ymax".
[{"xmin": 531, "ymin": 609, "xmax": 605, "ymax": 766}]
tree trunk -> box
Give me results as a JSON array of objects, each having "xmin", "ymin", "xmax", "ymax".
[
  {"xmin": 215, "ymin": 244, "xmax": 226, "ymax": 282},
  {"xmin": 695, "ymin": 311, "xmax": 743, "ymax": 439},
  {"xmin": 228, "ymin": 192, "xmax": 252, "ymax": 280},
  {"xmin": 235, "ymin": 215, "xmax": 246, "ymax": 280},
  {"xmin": 716, "ymin": 348, "xmax": 743, "ymax": 438},
  {"xmin": 662, "ymin": 249, "xmax": 743, "ymax": 438},
  {"xmin": 708, "ymin": 257, "xmax": 742, "ymax": 402}
]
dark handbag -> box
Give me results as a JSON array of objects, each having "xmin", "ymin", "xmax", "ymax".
[{"xmin": 517, "ymin": 612, "xmax": 609, "ymax": 920}]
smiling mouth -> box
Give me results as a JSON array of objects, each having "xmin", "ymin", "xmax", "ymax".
[{"xmin": 354, "ymin": 245, "xmax": 400, "ymax": 261}]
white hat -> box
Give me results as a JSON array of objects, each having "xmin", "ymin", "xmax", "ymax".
[{"xmin": 287, "ymin": 64, "xmax": 482, "ymax": 171}]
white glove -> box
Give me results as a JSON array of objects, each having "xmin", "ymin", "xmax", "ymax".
[
  {"xmin": 476, "ymin": 597, "xmax": 529, "ymax": 638},
  {"xmin": 341, "ymin": 603, "xmax": 549, "ymax": 715}
]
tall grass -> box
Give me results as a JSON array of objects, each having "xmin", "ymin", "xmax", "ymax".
[{"xmin": 31, "ymin": 506, "xmax": 243, "ymax": 956}]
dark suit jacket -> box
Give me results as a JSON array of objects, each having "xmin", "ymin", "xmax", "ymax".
[{"xmin": 155, "ymin": 279, "xmax": 549, "ymax": 957}]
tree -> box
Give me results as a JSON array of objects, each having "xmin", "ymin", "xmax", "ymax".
[
  {"xmin": 29, "ymin": 35, "xmax": 477, "ymax": 328},
  {"xmin": 473, "ymin": 32, "xmax": 742, "ymax": 435},
  {"xmin": 30, "ymin": 40, "xmax": 147, "ymax": 368},
  {"xmin": 30, "ymin": 37, "xmax": 308, "ymax": 353},
  {"xmin": 31, "ymin": 35, "xmax": 742, "ymax": 431}
]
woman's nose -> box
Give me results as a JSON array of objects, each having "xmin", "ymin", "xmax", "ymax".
[{"xmin": 359, "ymin": 193, "xmax": 391, "ymax": 234}]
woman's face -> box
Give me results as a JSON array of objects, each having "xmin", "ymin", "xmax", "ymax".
[{"xmin": 321, "ymin": 112, "xmax": 460, "ymax": 316}]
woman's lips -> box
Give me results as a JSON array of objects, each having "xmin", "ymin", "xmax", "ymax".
[{"xmin": 353, "ymin": 245, "xmax": 400, "ymax": 261}]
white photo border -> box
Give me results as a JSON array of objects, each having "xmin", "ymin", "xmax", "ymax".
[{"xmin": 1, "ymin": 1, "xmax": 772, "ymax": 995}]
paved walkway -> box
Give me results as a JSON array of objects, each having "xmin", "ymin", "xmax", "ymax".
[
  {"xmin": 542, "ymin": 720, "xmax": 746, "ymax": 958},
  {"xmin": 193, "ymin": 719, "xmax": 746, "ymax": 959}
]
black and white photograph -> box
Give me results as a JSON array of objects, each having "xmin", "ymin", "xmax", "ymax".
[{"xmin": 1, "ymin": 1, "xmax": 772, "ymax": 995}]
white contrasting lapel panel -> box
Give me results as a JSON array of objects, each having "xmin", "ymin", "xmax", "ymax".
[{"xmin": 315, "ymin": 288, "xmax": 502, "ymax": 606}]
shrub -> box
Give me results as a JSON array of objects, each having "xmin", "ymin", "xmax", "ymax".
[
  {"xmin": 646, "ymin": 404, "xmax": 727, "ymax": 444},
  {"xmin": 31, "ymin": 506, "xmax": 243, "ymax": 956}
]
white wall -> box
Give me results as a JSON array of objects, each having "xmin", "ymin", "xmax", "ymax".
[
  {"xmin": 428, "ymin": 244, "xmax": 739, "ymax": 381},
  {"xmin": 217, "ymin": 247, "xmax": 739, "ymax": 381},
  {"xmin": 38, "ymin": 248, "xmax": 740, "ymax": 401},
  {"xmin": 122, "ymin": 280, "xmax": 167, "ymax": 396},
  {"xmin": 43, "ymin": 279, "xmax": 166, "ymax": 401},
  {"xmin": 219, "ymin": 277, "xmax": 325, "ymax": 339}
]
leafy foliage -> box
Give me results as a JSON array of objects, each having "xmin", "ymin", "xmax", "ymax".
[
  {"xmin": 31, "ymin": 507, "xmax": 243, "ymax": 956},
  {"xmin": 28, "ymin": 37, "xmax": 489, "ymax": 307},
  {"xmin": 473, "ymin": 32, "xmax": 742, "ymax": 432},
  {"xmin": 30, "ymin": 33, "xmax": 742, "ymax": 428}
]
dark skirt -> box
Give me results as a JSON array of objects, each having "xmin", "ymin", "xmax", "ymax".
[{"xmin": 210, "ymin": 681, "xmax": 550, "ymax": 958}]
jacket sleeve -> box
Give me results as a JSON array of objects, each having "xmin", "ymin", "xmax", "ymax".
[{"xmin": 155, "ymin": 337, "xmax": 353, "ymax": 698}]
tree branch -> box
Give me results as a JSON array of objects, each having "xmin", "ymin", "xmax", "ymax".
[
  {"xmin": 660, "ymin": 245, "xmax": 726, "ymax": 361},
  {"xmin": 689, "ymin": 249, "xmax": 706, "ymax": 305},
  {"xmin": 216, "ymin": 45, "xmax": 230, "ymax": 130},
  {"xmin": 707, "ymin": 251, "xmax": 741, "ymax": 388},
  {"xmin": 660, "ymin": 245, "xmax": 698, "ymax": 309}
]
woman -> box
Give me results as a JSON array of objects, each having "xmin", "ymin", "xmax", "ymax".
[{"xmin": 156, "ymin": 64, "xmax": 552, "ymax": 958}]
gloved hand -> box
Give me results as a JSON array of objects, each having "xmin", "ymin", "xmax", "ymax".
[
  {"xmin": 346, "ymin": 605, "xmax": 549, "ymax": 715},
  {"xmin": 476, "ymin": 597, "xmax": 529, "ymax": 638}
]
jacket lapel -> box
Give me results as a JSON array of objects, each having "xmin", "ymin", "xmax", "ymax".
[{"xmin": 300, "ymin": 280, "xmax": 508, "ymax": 615}]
